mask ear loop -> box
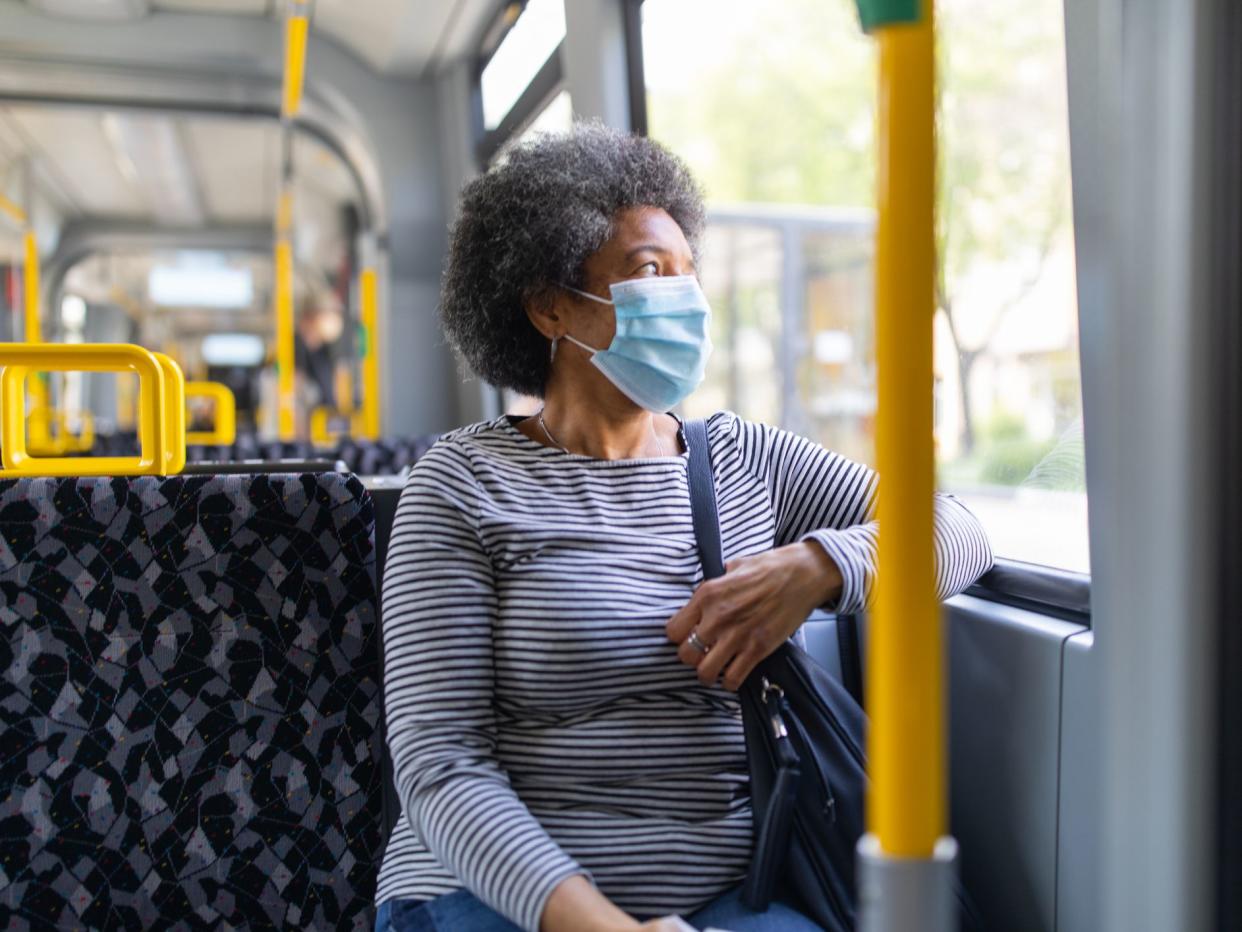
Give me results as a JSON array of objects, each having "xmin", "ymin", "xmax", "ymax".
[{"xmin": 563, "ymin": 284, "xmax": 615, "ymax": 306}]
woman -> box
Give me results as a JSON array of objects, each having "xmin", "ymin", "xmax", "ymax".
[{"xmin": 377, "ymin": 124, "xmax": 993, "ymax": 932}]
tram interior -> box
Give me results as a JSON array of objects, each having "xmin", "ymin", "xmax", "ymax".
[{"xmin": 0, "ymin": 0, "xmax": 1236, "ymax": 931}]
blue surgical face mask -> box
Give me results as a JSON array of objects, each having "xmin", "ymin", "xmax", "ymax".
[{"xmin": 557, "ymin": 274, "xmax": 713, "ymax": 412}]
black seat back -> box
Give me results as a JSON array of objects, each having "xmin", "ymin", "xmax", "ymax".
[{"xmin": 0, "ymin": 473, "xmax": 383, "ymax": 930}]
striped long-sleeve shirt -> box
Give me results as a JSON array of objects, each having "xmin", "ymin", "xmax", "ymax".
[{"xmin": 376, "ymin": 412, "xmax": 993, "ymax": 930}]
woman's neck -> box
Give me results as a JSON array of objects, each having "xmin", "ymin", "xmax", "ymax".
[{"xmin": 534, "ymin": 384, "xmax": 676, "ymax": 460}]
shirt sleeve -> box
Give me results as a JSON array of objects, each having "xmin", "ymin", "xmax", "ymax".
[
  {"xmin": 381, "ymin": 440, "xmax": 585, "ymax": 931},
  {"xmin": 728, "ymin": 415, "xmax": 994, "ymax": 613}
]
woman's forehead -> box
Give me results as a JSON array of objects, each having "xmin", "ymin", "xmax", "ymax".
[{"xmin": 598, "ymin": 207, "xmax": 693, "ymax": 260}]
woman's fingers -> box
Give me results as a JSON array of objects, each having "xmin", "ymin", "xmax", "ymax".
[
  {"xmin": 676, "ymin": 631, "xmax": 710, "ymax": 667},
  {"xmin": 722, "ymin": 645, "xmax": 765, "ymax": 692},
  {"xmin": 692, "ymin": 626, "xmax": 747, "ymax": 686},
  {"xmin": 665, "ymin": 583, "xmax": 708, "ymax": 643}
]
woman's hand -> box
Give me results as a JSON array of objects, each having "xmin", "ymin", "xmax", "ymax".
[
  {"xmin": 540, "ymin": 876, "xmax": 698, "ymax": 931},
  {"xmin": 541, "ymin": 875, "xmax": 642, "ymax": 932},
  {"xmin": 666, "ymin": 541, "xmax": 842, "ymax": 691}
]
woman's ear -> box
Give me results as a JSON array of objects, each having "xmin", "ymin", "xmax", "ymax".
[{"xmin": 523, "ymin": 288, "xmax": 566, "ymax": 341}]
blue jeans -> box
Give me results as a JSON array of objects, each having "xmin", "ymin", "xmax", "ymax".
[{"xmin": 374, "ymin": 885, "xmax": 823, "ymax": 931}]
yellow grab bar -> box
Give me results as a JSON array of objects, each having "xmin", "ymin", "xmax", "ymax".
[
  {"xmin": 25, "ymin": 373, "xmax": 52, "ymax": 450},
  {"xmin": 274, "ymin": 238, "xmax": 296, "ymax": 441},
  {"xmin": 0, "ymin": 343, "xmax": 170, "ymax": 476},
  {"xmin": 23, "ymin": 229, "xmax": 40, "ymax": 343},
  {"xmin": 868, "ymin": 0, "xmax": 942, "ymax": 857},
  {"xmin": 153, "ymin": 353, "xmax": 187, "ymax": 474},
  {"xmin": 358, "ymin": 266, "xmax": 380, "ymax": 440},
  {"xmin": 281, "ymin": 1, "xmax": 310, "ymax": 119},
  {"xmin": 185, "ymin": 380, "xmax": 237, "ymax": 446},
  {"xmin": 335, "ymin": 363, "xmax": 355, "ymax": 414}
]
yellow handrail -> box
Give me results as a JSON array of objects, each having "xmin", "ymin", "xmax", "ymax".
[
  {"xmin": 281, "ymin": 0, "xmax": 311, "ymax": 120},
  {"xmin": 153, "ymin": 352, "xmax": 187, "ymax": 474},
  {"xmin": 335, "ymin": 363, "xmax": 355, "ymax": 414},
  {"xmin": 0, "ymin": 343, "xmax": 172, "ymax": 476},
  {"xmin": 358, "ymin": 266, "xmax": 381, "ymax": 440},
  {"xmin": 185, "ymin": 380, "xmax": 237, "ymax": 446},
  {"xmin": 23, "ymin": 229, "xmax": 40, "ymax": 343},
  {"xmin": 868, "ymin": 0, "xmax": 942, "ymax": 856},
  {"xmin": 309, "ymin": 405, "xmax": 349, "ymax": 448},
  {"xmin": 274, "ymin": 236, "xmax": 296, "ymax": 441}
]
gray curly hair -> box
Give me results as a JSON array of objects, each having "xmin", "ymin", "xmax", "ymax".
[{"xmin": 439, "ymin": 123, "xmax": 706, "ymax": 398}]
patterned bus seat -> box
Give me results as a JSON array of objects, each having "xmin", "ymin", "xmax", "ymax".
[{"xmin": 0, "ymin": 473, "xmax": 382, "ymax": 930}]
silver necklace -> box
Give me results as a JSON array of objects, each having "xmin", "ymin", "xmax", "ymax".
[
  {"xmin": 537, "ymin": 409, "xmax": 666, "ymax": 457},
  {"xmin": 537, "ymin": 409, "xmax": 570, "ymax": 454}
]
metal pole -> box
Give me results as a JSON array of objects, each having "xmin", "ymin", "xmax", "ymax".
[
  {"xmin": 274, "ymin": 0, "xmax": 310, "ymax": 441},
  {"xmin": 854, "ymin": 0, "xmax": 960, "ymax": 928},
  {"xmin": 357, "ymin": 233, "xmax": 381, "ymax": 440}
]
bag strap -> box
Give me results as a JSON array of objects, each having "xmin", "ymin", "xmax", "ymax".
[
  {"xmin": 684, "ymin": 418, "xmax": 725, "ymax": 581},
  {"xmin": 685, "ymin": 418, "xmax": 797, "ymax": 912}
]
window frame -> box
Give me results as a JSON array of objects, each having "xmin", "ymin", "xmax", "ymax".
[
  {"xmin": 621, "ymin": 0, "xmax": 649, "ymax": 136},
  {"xmin": 471, "ymin": 0, "xmax": 569, "ymax": 166},
  {"xmin": 965, "ymin": 558, "xmax": 1090, "ymax": 625}
]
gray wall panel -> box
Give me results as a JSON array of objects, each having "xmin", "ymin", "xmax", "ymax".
[
  {"xmin": 1056, "ymin": 631, "xmax": 1098, "ymax": 932},
  {"xmin": 947, "ymin": 595, "xmax": 1085, "ymax": 932}
]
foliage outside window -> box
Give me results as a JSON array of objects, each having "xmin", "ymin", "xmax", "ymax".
[{"xmin": 643, "ymin": 0, "xmax": 1088, "ymax": 572}]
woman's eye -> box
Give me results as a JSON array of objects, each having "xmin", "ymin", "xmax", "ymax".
[{"xmin": 636, "ymin": 261, "xmax": 659, "ymax": 276}]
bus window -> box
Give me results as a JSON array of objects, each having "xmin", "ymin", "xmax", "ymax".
[
  {"xmin": 639, "ymin": 0, "xmax": 1087, "ymax": 573},
  {"xmin": 519, "ymin": 89, "xmax": 574, "ymax": 144},
  {"xmin": 480, "ymin": 0, "xmax": 566, "ymax": 131},
  {"xmin": 934, "ymin": 0, "xmax": 1085, "ymax": 572}
]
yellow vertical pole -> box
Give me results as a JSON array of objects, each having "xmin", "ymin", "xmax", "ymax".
[
  {"xmin": 21, "ymin": 224, "xmax": 56, "ymax": 449},
  {"xmin": 116, "ymin": 374, "xmax": 137, "ymax": 431},
  {"xmin": 358, "ymin": 265, "xmax": 380, "ymax": 440},
  {"xmin": 274, "ymin": 230, "xmax": 296, "ymax": 441},
  {"xmin": 870, "ymin": 0, "xmax": 941, "ymax": 859},
  {"xmin": 281, "ymin": 1, "xmax": 310, "ymax": 121},
  {"xmin": 855, "ymin": 2, "xmax": 959, "ymax": 928},
  {"xmin": 275, "ymin": 0, "xmax": 309, "ymax": 441},
  {"xmin": 23, "ymin": 229, "xmax": 40, "ymax": 343},
  {"xmin": 335, "ymin": 363, "xmax": 354, "ymax": 414}
]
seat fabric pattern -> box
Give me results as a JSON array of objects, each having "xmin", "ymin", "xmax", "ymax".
[{"xmin": 0, "ymin": 473, "xmax": 381, "ymax": 931}]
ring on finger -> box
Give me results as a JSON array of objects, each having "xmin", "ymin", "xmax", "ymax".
[{"xmin": 687, "ymin": 630, "xmax": 711, "ymax": 655}]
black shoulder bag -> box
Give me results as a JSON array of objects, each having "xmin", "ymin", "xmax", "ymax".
[{"xmin": 684, "ymin": 418, "xmax": 867, "ymax": 932}]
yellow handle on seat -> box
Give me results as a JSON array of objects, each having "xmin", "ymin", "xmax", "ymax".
[
  {"xmin": 153, "ymin": 353, "xmax": 187, "ymax": 474},
  {"xmin": 0, "ymin": 343, "xmax": 173, "ymax": 477},
  {"xmin": 186, "ymin": 380, "xmax": 237, "ymax": 446}
]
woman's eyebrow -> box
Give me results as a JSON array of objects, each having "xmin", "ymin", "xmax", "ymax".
[{"xmin": 623, "ymin": 244, "xmax": 669, "ymax": 261}]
